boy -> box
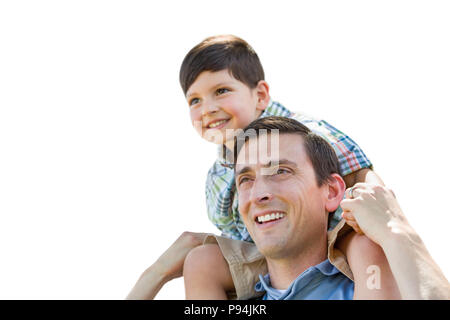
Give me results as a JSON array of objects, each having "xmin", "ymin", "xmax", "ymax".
[{"xmin": 180, "ymin": 35, "xmax": 400, "ymax": 299}]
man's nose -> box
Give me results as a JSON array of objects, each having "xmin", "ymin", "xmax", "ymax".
[{"xmin": 250, "ymin": 178, "xmax": 274, "ymax": 204}]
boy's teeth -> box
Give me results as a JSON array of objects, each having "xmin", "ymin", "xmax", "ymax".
[
  {"xmin": 257, "ymin": 212, "xmax": 286, "ymax": 223},
  {"xmin": 208, "ymin": 119, "xmax": 227, "ymax": 128}
]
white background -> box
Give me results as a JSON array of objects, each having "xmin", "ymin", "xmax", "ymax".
[{"xmin": 0, "ymin": 1, "xmax": 449, "ymax": 299}]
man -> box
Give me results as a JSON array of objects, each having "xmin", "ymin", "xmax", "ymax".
[
  {"xmin": 233, "ymin": 116, "xmax": 450, "ymax": 299},
  {"xmin": 128, "ymin": 116, "xmax": 449, "ymax": 300}
]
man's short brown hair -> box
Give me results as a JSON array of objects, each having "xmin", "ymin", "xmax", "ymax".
[
  {"xmin": 179, "ymin": 35, "xmax": 265, "ymax": 95},
  {"xmin": 234, "ymin": 116, "xmax": 342, "ymax": 187}
]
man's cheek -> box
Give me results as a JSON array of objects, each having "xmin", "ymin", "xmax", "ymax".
[{"xmin": 238, "ymin": 195, "xmax": 250, "ymax": 222}]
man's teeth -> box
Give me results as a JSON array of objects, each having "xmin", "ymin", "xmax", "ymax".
[
  {"xmin": 208, "ymin": 119, "xmax": 228, "ymax": 128},
  {"xmin": 257, "ymin": 212, "xmax": 286, "ymax": 223}
]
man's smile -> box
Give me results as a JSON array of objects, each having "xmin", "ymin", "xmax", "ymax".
[{"xmin": 253, "ymin": 210, "xmax": 287, "ymax": 229}]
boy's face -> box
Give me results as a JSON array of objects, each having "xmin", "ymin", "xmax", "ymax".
[{"xmin": 185, "ymin": 70, "xmax": 268, "ymax": 146}]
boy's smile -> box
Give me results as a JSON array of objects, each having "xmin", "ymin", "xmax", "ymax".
[{"xmin": 186, "ymin": 70, "xmax": 270, "ymax": 147}]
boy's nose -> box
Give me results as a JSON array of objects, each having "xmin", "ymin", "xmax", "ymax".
[{"xmin": 201, "ymin": 103, "xmax": 220, "ymax": 116}]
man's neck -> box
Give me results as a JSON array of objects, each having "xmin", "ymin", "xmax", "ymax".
[{"xmin": 265, "ymin": 239, "xmax": 328, "ymax": 290}]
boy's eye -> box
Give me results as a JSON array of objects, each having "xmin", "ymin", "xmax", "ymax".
[
  {"xmin": 216, "ymin": 88, "xmax": 230, "ymax": 95},
  {"xmin": 189, "ymin": 97, "xmax": 200, "ymax": 106}
]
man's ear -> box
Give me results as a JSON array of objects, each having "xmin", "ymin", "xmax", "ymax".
[
  {"xmin": 325, "ymin": 173, "xmax": 346, "ymax": 213},
  {"xmin": 255, "ymin": 80, "xmax": 270, "ymax": 111}
]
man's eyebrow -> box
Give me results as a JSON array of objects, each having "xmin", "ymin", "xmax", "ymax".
[
  {"xmin": 262, "ymin": 159, "xmax": 298, "ymax": 168},
  {"xmin": 236, "ymin": 166, "xmax": 252, "ymax": 177},
  {"xmin": 235, "ymin": 159, "xmax": 298, "ymax": 176}
]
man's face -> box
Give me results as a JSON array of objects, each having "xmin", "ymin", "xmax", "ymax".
[
  {"xmin": 235, "ymin": 133, "xmax": 330, "ymax": 259},
  {"xmin": 185, "ymin": 70, "xmax": 266, "ymax": 145}
]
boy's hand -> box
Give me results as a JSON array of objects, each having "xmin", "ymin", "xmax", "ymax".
[
  {"xmin": 340, "ymin": 185, "xmax": 369, "ymax": 235},
  {"xmin": 340, "ymin": 183, "xmax": 412, "ymax": 246},
  {"xmin": 341, "ymin": 210, "xmax": 364, "ymax": 235}
]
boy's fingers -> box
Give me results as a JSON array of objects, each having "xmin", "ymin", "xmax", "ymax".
[
  {"xmin": 340, "ymin": 199, "xmax": 358, "ymax": 212},
  {"xmin": 341, "ymin": 210, "xmax": 364, "ymax": 234},
  {"xmin": 345, "ymin": 182, "xmax": 373, "ymax": 199},
  {"xmin": 341, "ymin": 211, "xmax": 356, "ymax": 222},
  {"xmin": 352, "ymin": 182, "xmax": 372, "ymax": 190},
  {"xmin": 345, "ymin": 186, "xmax": 362, "ymax": 200},
  {"xmin": 345, "ymin": 220, "xmax": 364, "ymax": 235},
  {"xmin": 344, "ymin": 188, "xmax": 354, "ymax": 200}
]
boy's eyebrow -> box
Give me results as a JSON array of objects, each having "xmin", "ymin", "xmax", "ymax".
[
  {"xmin": 213, "ymin": 82, "xmax": 234, "ymax": 88},
  {"xmin": 186, "ymin": 82, "xmax": 234, "ymax": 98},
  {"xmin": 186, "ymin": 91, "xmax": 197, "ymax": 99}
]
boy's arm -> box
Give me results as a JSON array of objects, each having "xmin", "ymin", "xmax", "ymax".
[
  {"xmin": 340, "ymin": 184, "xmax": 450, "ymax": 299},
  {"xmin": 337, "ymin": 232, "xmax": 401, "ymax": 299},
  {"xmin": 339, "ymin": 169, "xmax": 402, "ymax": 299},
  {"xmin": 294, "ymin": 116, "xmax": 374, "ymax": 187},
  {"xmin": 343, "ymin": 168, "xmax": 384, "ymax": 188}
]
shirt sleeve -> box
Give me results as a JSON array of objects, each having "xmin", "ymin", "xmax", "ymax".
[
  {"xmin": 205, "ymin": 161, "xmax": 243, "ymax": 239},
  {"xmin": 291, "ymin": 113, "xmax": 373, "ymax": 176}
]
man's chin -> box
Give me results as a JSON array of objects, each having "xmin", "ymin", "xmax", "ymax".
[{"xmin": 255, "ymin": 237, "xmax": 289, "ymax": 259}]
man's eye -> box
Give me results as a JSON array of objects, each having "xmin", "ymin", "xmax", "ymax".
[
  {"xmin": 189, "ymin": 98, "xmax": 200, "ymax": 106},
  {"xmin": 216, "ymin": 88, "xmax": 230, "ymax": 95},
  {"xmin": 238, "ymin": 177, "xmax": 251, "ymax": 185},
  {"xmin": 276, "ymin": 168, "xmax": 290, "ymax": 175}
]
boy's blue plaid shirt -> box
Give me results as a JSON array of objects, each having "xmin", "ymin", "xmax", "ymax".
[{"xmin": 205, "ymin": 100, "xmax": 372, "ymax": 241}]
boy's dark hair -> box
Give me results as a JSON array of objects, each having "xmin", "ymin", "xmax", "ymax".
[
  {"xmin": 179, "ymin": 35, "xmax": 265, "ymax": 95},
  {"xmin": 234, "ymin": 116, "xmax": 342, "ymax": 187}
]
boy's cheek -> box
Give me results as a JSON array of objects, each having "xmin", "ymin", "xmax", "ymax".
[
  {"xmin": 192, "ymin": 119, "xmax": 203, "ymax": 134},
  {"xmin": 193, "ymin": 121, "xmax": 226, "ymax": 144},
  {"xmin": 190, "ymin": 108, "xmax": 201, "ymax": 124}
]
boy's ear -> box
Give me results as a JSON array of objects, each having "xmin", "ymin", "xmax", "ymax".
[
  {"xmin": 324, "ymin": 173, "xmax": 346, "ymax": 213},
  {"xmin": 255, "ymin": 80, "xmax": 270, "ymax": 111}
]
